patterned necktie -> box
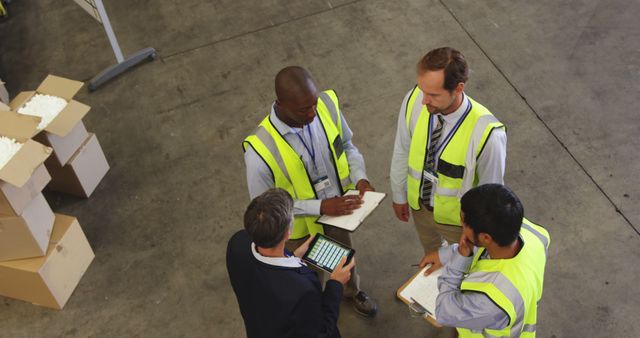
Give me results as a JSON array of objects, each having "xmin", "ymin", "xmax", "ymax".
[{"xmin": 421, "ymin": 115, "xmax": 444, "ymax": 202}]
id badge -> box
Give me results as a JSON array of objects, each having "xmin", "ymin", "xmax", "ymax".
[
  {"xmin": 313, "ymin": 176, "xmax": 332, "ymax": 192},
  {"xmin": 423, "ymin": 168, "xmax": 439, "ymax": 184}
]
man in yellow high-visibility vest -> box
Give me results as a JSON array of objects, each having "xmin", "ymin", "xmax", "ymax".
[
  {"xmin": 243, "ymin": 66, "xmax": 378, "ymax": 317},
  {"xmin": 419, "ymin": 184, "xmax": 550, "ymax": 337},
  {"xmin": 390, "ymin": 47, "xmax": 507, "ymax": 256}
]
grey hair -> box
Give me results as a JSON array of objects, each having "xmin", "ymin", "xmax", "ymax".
[{"xmin": 244, "ymin": 188, "xmax": 294, "ymax": 248}]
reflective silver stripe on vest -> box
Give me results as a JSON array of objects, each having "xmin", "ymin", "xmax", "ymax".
[
  {"xmin": 318, "ymin": 92, "xmax": 340, "ymax": 128},
  {"xmin": 434, "ymin": 185, "xmax": 458, "ymax": 197},
  {"xmin": 408, "ymin": 167, "xmax": 422, "ymax": 180},
  {"xmin": 522, "ymin": 324, "xmax": 537, "ymax": 332},
  {"xmin": 254, "ymin": 126, "xmax": 293, "ymax": 187},
  {"xmin": 459, "ymin": 114, "xmax": 502, "ymax": 196},
  {"xmin": 408, "ymin": 90, "xmax": 424, "ymax": 135},
  {"xmin": 464, "ymin": 271, "xmax": 526, "ymax": 337},
  {"xmin": 521, "ymin": 222, "xmax": 549, "ymax": 256},
  {"xmin": 319, "ymin": 91, "xmax": 350, "ymax": 188}
]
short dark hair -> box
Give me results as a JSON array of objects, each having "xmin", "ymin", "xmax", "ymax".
[
  {"xmin": 460, "ymin": 184, "xmax": 523, "ymax": 246},
  {"xmin": 275, "ymin": 66, "xmax": 316, "ymax": 102},
  {"xmin": 417, "ymin": 47, "xmax": 469, "ymax": 91},
  {"xmin": 244, "ymin": 188, "xmax": 294, "ymax": 248}
]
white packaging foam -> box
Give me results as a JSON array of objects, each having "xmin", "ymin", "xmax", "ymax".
[
  {"xmin": 0, "ymin": 136, "xmax": 23, "ymax": 170},
  {"xmin": 17, "ymin": 93, "xmax": 67, "ymax": 130}
]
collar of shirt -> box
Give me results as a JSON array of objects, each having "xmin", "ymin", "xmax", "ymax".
[
  {"xmin": 270, "ymin": 103, "xmax": 314, "ymax": 136},
  {"xmin": 439, "ymin": 92, "xmax": 469, "ymax": 126},
  {"xmin": 478, "ymin": 235, "xmax": 525, "ymax": 261},
  {"xmin": 251, "ymin": 242, "xmax": 305, "ymax": 268}
]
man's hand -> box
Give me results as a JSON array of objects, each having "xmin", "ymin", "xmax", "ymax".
[
  {"xmin": 458, "ymin": 234, "xmax": 474, "ymax": 257},
  {"xmin": 293, "ymin": 235, "xmax": 315, "ymax": 258},
  {"xmin": 355, "ymin": 179, "xmax": 375, "ymax": 197},
  {"xmin": 392, "ymin": 202, "xmax": 410, "ymax": 222},
  {"xmin": 330, "ymin": 256, "xmax": 356, "ymax": 285},
  {"xmin": 418, "ymin": 251, "xmax": 442, "ymax": 276},
  {"xmin": 320, "ymin": 195, "xmax": 363, "ymax": 216}
]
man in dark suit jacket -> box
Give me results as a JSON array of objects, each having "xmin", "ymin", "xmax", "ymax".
[{"xmin": 227, "ymin": 188, "xmax": 355, "ymax": 338}]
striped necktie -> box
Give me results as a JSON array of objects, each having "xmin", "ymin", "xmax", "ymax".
[{"xmin": 421, "ymin": 115, "xmax": 444, "ymax": 203}]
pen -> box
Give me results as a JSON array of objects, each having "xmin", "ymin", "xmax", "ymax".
[{"xmin": 411, "ymin": 264, "xmax": 420, "ymax": 267}]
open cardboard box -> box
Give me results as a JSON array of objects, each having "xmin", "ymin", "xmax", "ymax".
[
  {"xmin": 0, "ymin": 193, "xmax": 55, "ymax": 261},
  {"xmin": 0, "ymin": 214, "xmax": 94, "ymax": 309},
  {"xmin": 0, "ymin": 112, "xmax": 52, "ymax": 189},
  {"xmin": 0, "ymin": 164, "xmax": 51, "ymax": 217},
  {"xmin": 9, "ymin": 75, "xmax": 90, "ymax": 138}
]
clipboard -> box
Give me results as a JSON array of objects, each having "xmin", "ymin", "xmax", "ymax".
[
  {"xmin": 396, "ymin": 267, "xmax": 443, "ymax": 328},
  {"xmin": 316, "ymin": 190, "xmax": 386, "ymax": 232}
]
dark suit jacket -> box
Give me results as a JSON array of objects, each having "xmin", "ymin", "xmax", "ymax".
[{"xmin": 226, "ymin": 230, "xmax": 343, "ymax": 338}]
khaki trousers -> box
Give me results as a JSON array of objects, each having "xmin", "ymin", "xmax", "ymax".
[
  {"xmin": 285, "ymin": 225, "xmax": 360, "ymax": 297},
  {"xmin": 412, "ymin": 201, "xmax": 463, "ymax": 254}
]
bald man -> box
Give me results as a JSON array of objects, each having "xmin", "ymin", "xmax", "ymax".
[{"xmin": 242, "ymin": 66, "xmax": 378, "ymax": 317}]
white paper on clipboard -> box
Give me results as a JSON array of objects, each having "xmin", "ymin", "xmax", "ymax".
[{"xmin": 398, "ymin": 266, "xmax": 442, "ymax": 320}]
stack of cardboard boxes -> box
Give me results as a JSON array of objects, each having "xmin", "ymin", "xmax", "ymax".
[
  {"xmin": 0, "ymin": 75, "xmax": 106, "ymax": 309},
  {"xmin": 0, "ymin": 116, "xmax": 54, "ymax": 262}
]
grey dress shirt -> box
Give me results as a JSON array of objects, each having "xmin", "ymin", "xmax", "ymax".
[
  {"xmin": 390, "ymin": 91, "xmax": 507, "ymax": 205},
  {"xmin": 435, "ymin": 244, "xmax": 510, "ymax": 330},
  {"xmin": 244, "ymin": 103, "xmax": 368, "ymax": 216}
]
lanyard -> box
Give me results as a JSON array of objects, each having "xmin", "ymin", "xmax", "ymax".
[
  {"xmin": 430, "ymin": 99, "xmax": 472, "ymax": 156},
  {"xmin": 295, "ymin": 124, "xmax": 316, "ymax": 165}
]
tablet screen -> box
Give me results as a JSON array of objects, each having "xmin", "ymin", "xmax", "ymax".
[{"xmin": 303, "ymin": 234, "xmax": 354, "ymax": 273}]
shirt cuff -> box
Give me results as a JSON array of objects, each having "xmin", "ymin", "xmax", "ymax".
[
  {"xmin": 392, "ymin": 191, "xmax": 408, "ymax": 204},
  {"xmin": 438, "ymin": 245, "xmax": 455, "ymax": 266},
  {"xmin": 350, "ymin": 170, "xmax": 368, "ymax": 188},
  {"xmin": 447, "ymin": 247, "xmax": 474, "ymax": 273},
  {"xmin": 293, "ymin": 199, "xmax": 322, "ymax": 216}
]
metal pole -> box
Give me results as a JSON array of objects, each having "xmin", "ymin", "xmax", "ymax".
[
  {"xmin": 94, "ymin": 0, "xmax": 124, "ymax": 63},
  {"xmin": 87, "ymin": 0, "xmax": 156, "ymax": 91}
]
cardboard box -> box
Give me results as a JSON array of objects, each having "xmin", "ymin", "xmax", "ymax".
[
  {"xmin": 47, "ymin": 133, "xmax": 109, "ymax": 198},
  {"xmin": 9, "ymin": 75, "xmax": 90, "ymax": 137},
  {"xmin": 0, "ymin": 110, "xmax": 41, "ymax": 140},
  {"xmin": 34, "ymin": 120, "xmax": 89, "ymax": 167},
  {"xmin": 0, "ymin": 112, "xmax": 52, "ymax": 189},
  {"xmin": 0, "ymin": 214, "xmax": 94, "ymax": 309},
  {"xmin": 0, "ymin": 164, "xmax": 51, "ymax": 217},
  {"xmin": 0, "ymin": 193, "xmax": 55, "ymax": 261}
]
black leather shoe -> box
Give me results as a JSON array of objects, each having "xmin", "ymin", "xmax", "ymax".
[{"xmin": 353, "ymin": 291, "xmax": 378, "ymax": 317}]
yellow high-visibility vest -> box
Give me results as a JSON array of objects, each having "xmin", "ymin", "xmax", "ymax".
[
  {"xmin": 405, "ymin": 86, "xmax": 505, "ymax": 225},
  {"xmin": 457, "ymin": 219, "xmax": 550, "ymax": 337},
  {"xmin": 243, "ymin": 90, "xmax": 354, "ymax": 239}
]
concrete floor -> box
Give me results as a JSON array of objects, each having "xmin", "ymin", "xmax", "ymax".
[{"xmin": 1, "ymin": 0, "xmax": 639, "ymax": 337}]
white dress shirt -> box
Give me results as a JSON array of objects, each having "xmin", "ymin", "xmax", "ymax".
[{"xmin": 390, "ymin": 91, "xmax": 507, "ymax": 206}]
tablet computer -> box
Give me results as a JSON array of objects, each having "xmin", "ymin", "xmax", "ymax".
[{"xmin": 302, "ymin": 234, "xmax": 355, "ymax": 273}]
